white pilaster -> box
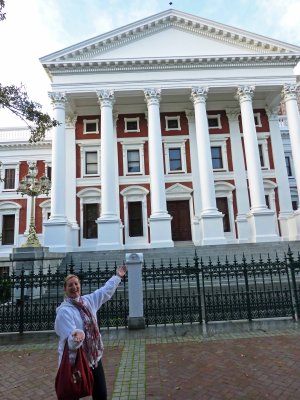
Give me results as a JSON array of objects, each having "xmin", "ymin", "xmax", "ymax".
[
  {"xmin": 65, "ymin": 113, "xmax": 80, "ymax": 247},
  {"xmin": 144, "ymin": 88, "xmax": 173, "ymax": 248},
  {"xmin": 226, "ymin": 108, "xmax": 250, "ymax": 242},
  {"xmin": 96, "ymin": 90, "xmax": 122, "ymax": 250},
  {"xmin": 190, "ymin": 87, "xmax": 225, "ymax": 245},
  {"xmin": 43, "ymin": 92, "xmax": 73, "ymax": 252},
  {"xmin": 281, "ymin": 83, "xmax": 300, "ymax": 239},
  {"xmin": 236, "ymin": 86, "xmax": 278, "ymax": 242},
  {"xmin": 267, "ymin": 107, "xmax": 295, "ymax": 240}
]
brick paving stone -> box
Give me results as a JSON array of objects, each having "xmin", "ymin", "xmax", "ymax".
[
  {"xmin": 0, "ymin": 346, "xmax": 123, "ymax": 400},
  {"xmin": 145, "ymin": 335, "xmax": 300, "ymax": 400}
]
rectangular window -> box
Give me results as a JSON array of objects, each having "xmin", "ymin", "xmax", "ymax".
[
  {"xmin": 83, "ymin": 119, "xmax": 99, "ymax": 134},
  {"xmin": 169, "ymin": 148, "xmax": 182, "ymax": 171},
  {"xmin": 254, "ymin": 113, "xmax": 262, "ymax": 127},
  {"xmin": 211, "ymin": 146, "xmax": 223, "ymax": 169},
  {"xmin": 166, "ymin": 119, "xmax": 179, "ymax": 130},
  {"xmin": 258, "ymin": 144, "xmax": 265, "ymax": 167},
  {"xmin": 125, "ymin": 118, "xmax": 140, "ymax": 132},
  {"xmin": 216, "ymin": 198, "xmax": 230, "ymax": 232},
  {"xmin": 208, "ymin": 117, "xmax": 219, "ymax": 128},
  {"xmin": 4, "ymin": 169, "xmax": 15, "ymax": 190},
  {"xmin": 83, "ymin": 204, "xmax": 98, "ymax": 239},
  {"xmin": 85, "ymin": 152, "xmax": 98, "ymax": 175},
  {"xmin": 128, "ymin": 202, "xmax": 143, "ymax": 237},
  {"xmin": 2, "ymin": 214, "xmax": 15, "ymax": 245},
  {"xmin": 127, "ymin": 150, "xmax": 140, "ymax": 173},
  {"xmin": 285, "ymin": 156, "xmax": 292, "ymax": 177},
  {"xmin": 47, "ymin": 166, "xmax": 52, "ymax": 181}
]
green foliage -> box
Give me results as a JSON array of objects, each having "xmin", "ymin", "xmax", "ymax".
[
  {"xmin": 0, "ymin": 84, "xmax": 60, "ymax": 142},
  {"xmin": 0, "ymin": 0, "xmax": 59, "ymax": 142}
]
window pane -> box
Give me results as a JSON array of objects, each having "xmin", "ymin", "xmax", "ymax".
[
  {"xmin": 2, "ymin": 214, "xmax": 15, "ymax": 244},
  {"xmin": 169, "ymin": 148, "xmax": 182, "ymax": 171},
  {"xmin": 216, "ymin": 197, "xmax": 230, "ymax": 232},
  {"xmin": 285, "ymin": 156, "xmax": 292, "ymax": 176},
  {"xmin": 258, "ymin": 144, "xmax": 264, "ymax": 167},
  {"xmin": 127, "ymin": 150, "xmax": 140, "ymax": 173},
  {"xmin": 85, "ymin": 152, "xmax": 98, "ymax": 174},
  {"xmin": 126, "ymin": 121, "xmax": 138, "ymax": 131},
  {"xmin": 4, "ymin": 169, "xmax": 15, "ymax": 189},
  {"xmin": 211, "ymin": 147, "xmax": 223, "ymax": 169},
  {"xmin": 167, "ymin": 119, "xmax": 179, "ymax": 129},
  {"xmin": 47, "ymin": 166, "xmax": 52, "ymax": 181},
  {"xmin": 208, "ymin": 118, "xmax": 219, "ymax": 127},
  {"xmin": 85, "ymin": 122, "xmax": 97, "ymax": 132},
  {"xmin": 83, "ymin": 204, "xmax": 98, "ymax": 238}
]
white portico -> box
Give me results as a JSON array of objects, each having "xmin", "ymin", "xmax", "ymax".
[{"xmin": 37, "ymin": 9, "xmax": 300, "ymax": 252}]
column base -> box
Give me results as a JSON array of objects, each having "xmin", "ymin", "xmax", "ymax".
[
  {"xmin": 199, "ymin": 212, "xmax": 226, "ymax": 245},
  {"xmin": 149, "ymin": 214, "xmax": 173, "ymax": 248},
  {"xmin": 43, "ymin": 220, "xmax": 74, "ymax": 252},
  {"xmin": 247, "ymin": 209, "xmax": 279, "ymax": 242},
  {"xmin": 236, "ymin": 214, "xmax": 250, "ymax": 243},
  {"xmin": 128, "ymin": 317, "xmax": 145, "ymax": 330},
  {"xmin": 278, "ymin": 211, "xmax": 296, "ymax": 241},
  {"xmin": 96, "ymin": 218, "xmax": 123, "ymax": 250}
]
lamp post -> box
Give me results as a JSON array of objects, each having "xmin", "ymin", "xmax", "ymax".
[{"xmin": 17, "ymin": 161, "xmax": 51, "ymax": 247}]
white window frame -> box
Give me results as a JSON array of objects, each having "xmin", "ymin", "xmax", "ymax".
[
  {"xmin": 257, "ymin": 134, "xmax": 270, "ymax": 170},
  {"xmin": 124, "ymin": 117, "xmax": 140, "ymax": 133},
  {"xmin": 80, "ymin": 147, "xmax": 100, "ymax": 177},
  {"xmin": 165, "ymin": 116, "xmax": 181, "ymax": 131},
  {"xmin": 215, "ymin": 182, "xmax": 236, "ymax": 241},
  {"xmin": 122, "ymin": 143, "xmax": 145, "ymax": 176},
  {"xmin": 83, "ymin": 119, "xmax": 99, "ymax": 134},
  {"xmin": 0, "ymin": 201, "xmax": 21, "ymax": 247},
  {"xmin": 209, "ymin": 137, "xmax": 228, "ymax": 171},
  {"xmin": 164, "ymin": 140, "xmax": 187, "ymax": 174},
  {"xmin": 1, "ymin": 164, "xmax": 19, "ymax": 192},
  {"xmin": 254, "ymin": 113, "xmax": 262, "ymax": 127},
  {"xmin": 208, "ymin": 114, "xmax": 222, "ymax": 129}
]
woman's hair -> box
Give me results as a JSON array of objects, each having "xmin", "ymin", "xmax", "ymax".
[{"xmin": 63, "ymin": 274, "xmax": 80, "ymax": 288}]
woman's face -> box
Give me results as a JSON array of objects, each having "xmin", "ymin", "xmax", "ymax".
[{"xmin": 64, "ymin": 277, "xmax": 81, "ymax": 298}]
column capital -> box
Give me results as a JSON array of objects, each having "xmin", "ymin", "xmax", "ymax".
[
  {"xmin": 225, "ymin": 108, "xmax": 240, "ymax": 122},
  {"xmin": 281, "ymin": 83, "xmax": 299, "ymax": 103},
  {"xmin": 144, "ymin": 88, "xmax": 161, "ymax": 106},
  {"xmin": 235, "ymin": 86, "xmax": 255, "ymax": 103},
  {"xmin": 190, "ymin": 87, "xmax": 208, "ymax": 105},
  {"xmin": 266, "ymin": 107, "xmax": 279, "ymax": 122},
  {"xmin": 97, "ymin": 89, "xmax": 115, "ymax": 107},
  {"xmin": 184, "ymin": 109, "xmax": 195, "ymax": 122},
  {"xmin": 49, "ymin": 92, "xmax": 66, "ymax": 107},
  {"xmin": 65, "ymin": 112, "xmax": 78, "ymax": 128}
]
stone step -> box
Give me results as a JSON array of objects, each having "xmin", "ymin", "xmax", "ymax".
[{"xmin": 59, "ymin": 241, "xmax": 300, "ymax": 270}]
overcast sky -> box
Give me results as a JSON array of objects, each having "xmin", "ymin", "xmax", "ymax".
[{"xmin": 0, "ymin": 0, "xmax": 299, "ymax": 127}]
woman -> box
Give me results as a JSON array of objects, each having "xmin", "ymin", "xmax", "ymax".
[{"xmin": 55, "ymin": 265, "xmax": 127, "ymax": 400}]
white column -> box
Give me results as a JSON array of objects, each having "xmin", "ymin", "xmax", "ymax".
[
  {"xmin": 185, "ymin": 110, "xmax": 202, "ymax": 245},
  {"xmin": 281, "ymin": 83, "xmax": 300, "ymax": 239},
  {"xmin": 226, "ymin": 108, "xmax": 250, "ymax": 242},
  {"xmin": 96, "ymin": 89, "xmax": 122, "ymax": 250},
  {"xmin": 190, "ymin": 87, "xmax": 225, "ymax": 245},
  {"xmin": 236, "ymin": 86, "xmax": 278, "ymax": 242},
  {"xmin": 267, "ymin": 108, "xmax": 295, "ymax": 240},
  {"xmin": 144, "ymin": 88, "xmax": 173, "ymax": 248},
  {"xmin": 65, "ymin": 113, "xmax": 79, "ymax": 246},
  {"xmin": 43, "ymin": 92, "xmax": 72, "ymax": 252}
]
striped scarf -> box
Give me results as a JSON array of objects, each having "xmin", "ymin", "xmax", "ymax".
[{"xmin": 67, "ymin": 297, "xmax": 103, "ymax": 367}]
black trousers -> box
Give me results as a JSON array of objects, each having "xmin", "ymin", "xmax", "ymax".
[{"xmin": 91, "ymin": 359, "xmax": 107, "ymax": 400}]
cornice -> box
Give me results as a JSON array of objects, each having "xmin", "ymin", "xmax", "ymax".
[
  {"xmin": 0, "ymin": 142, "xmax": 51, "ymax": 149},
  {"xmin": 43, "ymin": 53, "xmax": 300, "ymax": 75}
]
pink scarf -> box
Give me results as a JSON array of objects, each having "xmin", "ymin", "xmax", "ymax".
[{"xmin": 67, "ymin": 297, "xmax": 103, "ymax": 367}]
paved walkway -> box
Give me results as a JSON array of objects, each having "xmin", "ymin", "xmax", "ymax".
[{"xmin": 1, "ymin": 319, "xmax": 300, "ymax": 399}]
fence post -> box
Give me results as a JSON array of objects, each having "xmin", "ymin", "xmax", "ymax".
[
  {"xmin": 287, "ymin": 248, "xmax": 299, "ymax": 321},
  {"xmin": 18, "ymin": 267, "xmax": 25, "ymax": 334},
  {"xmin": 242, "ymin": 255, "xmax": 252, "ymax": 322},
  {"xmin": 126, "ymin": 253, "xmax": 145, "ymax": 330}
]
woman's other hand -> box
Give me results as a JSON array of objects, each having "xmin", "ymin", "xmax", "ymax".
[
  {"xmin": 72, "ymin": 330, "xmax": 85, "ymax": 343},
  {"xmin": 116, "ymin": 265, "xmax": 127, "ymax": 278}
]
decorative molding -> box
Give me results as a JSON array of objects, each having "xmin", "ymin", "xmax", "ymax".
[
  {"xmin": 65, "ymin": 113, "xmax": 78, "ymax": 128},
  {"xmin": 144, "ymin": 88, "xmax": 161, "ymax": 106},
  {"xmin": 48, "ymin": 92, "xmax": 66, "ymax": 106},
  {"xmin": 235, "ymin": 85, "xmax": 255, "ymax": 103},
  {"xmin": 96, "ymin": 89, "xmax": 115, "ymax": 107},
  {"xmin": 225, "ymin": 108, "xmax": 240, "ymax": 121},
  {"xmin": 281, "ymin": 83, "xmax": 299, "ymax": 103},
  {"xmin": 190, "ymin": 87, "xmax": 208, "ymax": 104}
]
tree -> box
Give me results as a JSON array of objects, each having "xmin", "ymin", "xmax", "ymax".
[{"xmin": 0, "ymin": 0, "xmax": 59, "ymax": 142}]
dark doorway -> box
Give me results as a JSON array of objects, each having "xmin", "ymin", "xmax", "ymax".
[
  {"xmin": 83, "ymin": 204, "xmax": 99, "ymax": 239},
  {"xmin": 128, "ymin": 201, "xmax": 143, "ymax": 237},
  {"xmin": 2, "ymin": 215, "xmax": 15, "ymax": 245},
  {"xmin": 216, "ymin": 197, "xmax": 230, "ymax": 232},
  {"xmin": 167, "ymin": 200, "xmax": 192, "ymax": 241}
]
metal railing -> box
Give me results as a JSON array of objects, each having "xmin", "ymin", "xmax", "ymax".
[{"xmin": 1, "ymin": 249, "xmax": 300, "ymax": 333}]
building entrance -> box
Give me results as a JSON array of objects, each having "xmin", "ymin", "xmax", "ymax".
[{"xmin": 167, "ymin": 200, "xmax": 192, "ymax": 241}]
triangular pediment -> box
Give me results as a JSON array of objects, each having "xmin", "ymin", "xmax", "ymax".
[{"xmin": 40, "ymin": 9, "xmax": 300, "ymax": 66}]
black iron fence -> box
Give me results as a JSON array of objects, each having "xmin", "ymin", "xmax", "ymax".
[{"xmin": 1, "ymin": 249, "xmax": 300, "ymax": 333}]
